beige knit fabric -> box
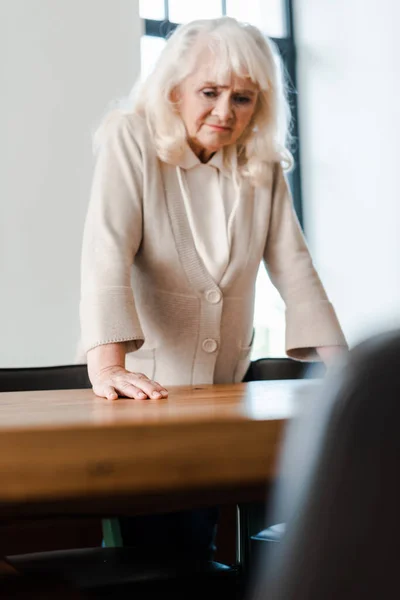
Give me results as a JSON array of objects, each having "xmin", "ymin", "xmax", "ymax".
[{"xmin": 79, "ymin": 112, "xmax": 346, "ymax": 385}]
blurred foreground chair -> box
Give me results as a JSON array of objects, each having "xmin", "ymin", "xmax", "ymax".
[{"xmin": 252, "ymin": 332, "xmax": 400, "ymax": 599}]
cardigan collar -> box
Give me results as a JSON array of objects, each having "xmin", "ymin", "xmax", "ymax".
[{"xmin": 173, "ymin": 144, "xmax": 237, "ymax": 178}]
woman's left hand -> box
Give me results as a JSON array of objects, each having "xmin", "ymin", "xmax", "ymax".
[{"xmin": 317, "ymin": 345, "xmax": 348, "ymax": 367}]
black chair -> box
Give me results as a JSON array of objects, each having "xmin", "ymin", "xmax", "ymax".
[
  {"xmin": 243, "ymin": 357, "xmax": 323, "ymax": 383},
  {"xmin": 0, "ymin": 364, "xmax": 91, "ymax": 392},
  {"xmin": 240, "ymin": 358, "xmax": 323, "ymax": 574},
  {"xmin": 0, "ymin": 365, "xmax": 238, "ymax": 598},
  {"xmin": 252, "ymin": 331, "xmax": 400, "ymax": 599}
]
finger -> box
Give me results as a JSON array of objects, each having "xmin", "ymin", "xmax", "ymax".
[
  {"xmin": 115, "ymin": 382, "xmax": 149, "ymax": 400},
  {"xmin": 124, "ymin": 372, "xmax": 161, "ymax": 398},
  {"xmin": 151, "ymin": 380, "xmax": 168, "ymax": 398},
  {"xmin": 124, "ymin": 372, "xmax": 165, "ymax": 394},
  {"xmin": 129, "ymin": 376, "xmax": 166, "ymax": 399},
  {"xmin": 104, "ymin": 385, "xmax": 118, "ymax": 401},
  {"xmin": 93, "ymin": 384, "xmax": 118, "ymax": 401}
]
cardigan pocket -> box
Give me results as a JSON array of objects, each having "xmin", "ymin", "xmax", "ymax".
[{"xmin": 233, "ymin": 329, "xmax": 255, "ymax": 383}]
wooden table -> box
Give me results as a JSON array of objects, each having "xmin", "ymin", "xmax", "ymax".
[{"xmin": 0, "ymin": 380, "xmax": 319, "ymax": 519}]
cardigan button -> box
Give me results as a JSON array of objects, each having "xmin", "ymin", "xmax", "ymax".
[
  {"xmin": 205, "ymin": 289, "xmax": 222, "ymax": 304},
  {"xmin": 202, "ymin": 338, "xmax": 218, "ymax": 353}
]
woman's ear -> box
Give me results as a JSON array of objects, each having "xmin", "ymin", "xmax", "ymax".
[{"xmin": 169, "ymin": 86, "xmax": 180, "ymax": 107}]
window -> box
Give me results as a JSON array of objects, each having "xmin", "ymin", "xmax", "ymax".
[{"xmin": 139, "ymin": 0, "xmax": 302, "ymax": 359}]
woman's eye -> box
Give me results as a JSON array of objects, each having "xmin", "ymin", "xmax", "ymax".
[
  {"xmin": 202, "ymin": 89, "xmax": 218, "ymax": 98},
  {"xmin": 234, "ymin": 95, "xmax": 251, "ymax": 105}
]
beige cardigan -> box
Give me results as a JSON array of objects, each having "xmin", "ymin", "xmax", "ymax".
[{"xmin": 79, "ymin": 112, "xmax": 346, "ymax": 385}]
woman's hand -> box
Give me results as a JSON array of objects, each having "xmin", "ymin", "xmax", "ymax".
[
  {"xmin": 87, "ymin": 343, "xmax": 168, "ymax": 401},
  {"xmin": 317, "ymin": 345, "xmax": 348, "ymax": 367},
  {"xmin": 91, "ymin": 365, "xmax": 168, "ymax": 401}
]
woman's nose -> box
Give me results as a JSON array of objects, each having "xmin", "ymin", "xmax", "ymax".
[{"xmin": 212, "ymin": 95, "xmax": 234, "ymax": 122}]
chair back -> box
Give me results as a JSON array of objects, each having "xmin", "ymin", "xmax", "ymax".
[
  {"xmin": 244, "ymin": 357, "xmax": 324, "ymax": 382},
  {"xmin": 0, "ymin": 365, "xmax": 91, "ymax": 392}
]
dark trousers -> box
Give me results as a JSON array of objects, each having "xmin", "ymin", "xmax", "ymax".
[{"xmin": 119, "ymin": 507, "xmax": 219, "ymax": 560}]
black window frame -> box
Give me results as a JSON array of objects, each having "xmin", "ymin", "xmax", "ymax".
[{"xmin": 141, "ymin": 0, "xmax": 303, "ymax": 226}]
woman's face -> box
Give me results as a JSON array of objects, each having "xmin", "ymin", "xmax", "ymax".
[{"xmin": 176, "ymin": 50, "xmax": 259, "ymax": 162}]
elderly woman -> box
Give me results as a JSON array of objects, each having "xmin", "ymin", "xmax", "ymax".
[{"xmin": 79, "ymin": 17, "xmax": 347, "ymax": 557}]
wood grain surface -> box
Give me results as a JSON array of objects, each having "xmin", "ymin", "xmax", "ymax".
[{"xmin": 0, "ymin": 381, "xmax": 318, "ymax": 506}]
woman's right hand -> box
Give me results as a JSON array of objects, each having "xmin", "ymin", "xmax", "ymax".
[
  {"xmin": 87, "ymin": 343, "xmax": 168, "ymax": 401},
  {"xmin": 91, "ymin": 365, "xmax": 168, "ymax": 401}
]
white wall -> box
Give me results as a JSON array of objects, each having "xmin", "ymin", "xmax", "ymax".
[
  {"xmin": 294, "ymin": 0, "xmax": 400, "ymax": 346},
  {"xmin": 3, "ymin": 1, "xmax": 399, "ymax": 367},
  {"xmin": 0, "ymin": 0, "xmax": 141, "ymax": 366}
]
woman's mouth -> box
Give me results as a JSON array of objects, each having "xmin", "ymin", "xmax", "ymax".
[{"xmin": 206, "ymin": 124, "xmax": 231, "ymax": 132}]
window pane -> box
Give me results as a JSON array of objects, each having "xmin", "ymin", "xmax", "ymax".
[
  {"xmin": 226, "ymin": 0, "xmax": 287, "ymax": 38},
  {"xmin": 140, "ymin": 35, "xmax": 166, "ymax": 80},
  {"xmin": 169, "ymin": 0, "xmax": 223, "ymax": 23},
  {"xmin": 252, "ymin": 265, "xmax": 285, "ymax": 359},
  {"xmin": 139, "ymin": 0, "xmax": 166, "ymax": 20}
]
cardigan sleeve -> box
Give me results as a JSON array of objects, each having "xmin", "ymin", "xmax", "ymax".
[
  {"xmin": 263, "ymin": 163, "xmax": 347, "ymax": 361},
  {"xmin": 79, "ymin": 113, "xmax": 145, "ymax": 354}
]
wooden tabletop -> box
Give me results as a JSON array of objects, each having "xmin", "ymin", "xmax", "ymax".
[{"xmin": 0, "ymin": 380, "xmax": 319, "ymax": 512}]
